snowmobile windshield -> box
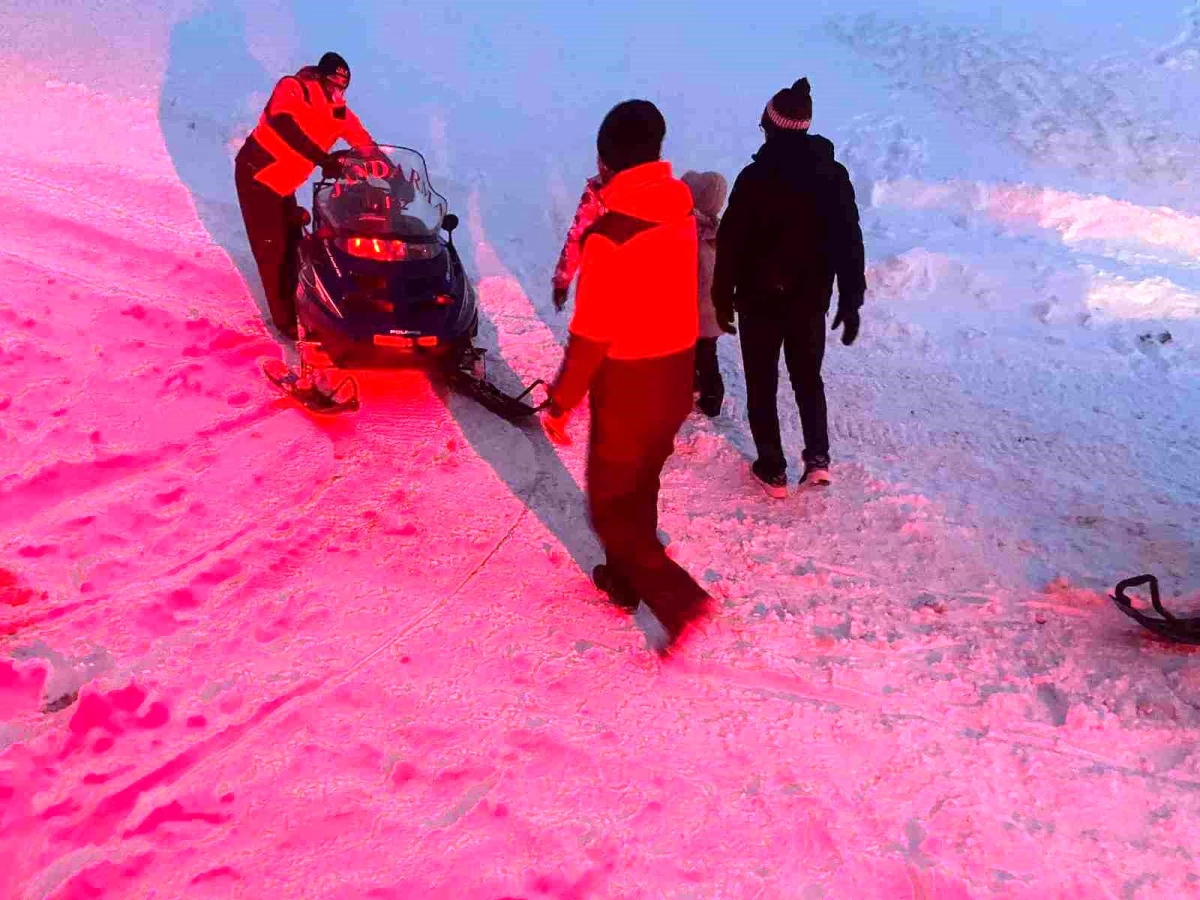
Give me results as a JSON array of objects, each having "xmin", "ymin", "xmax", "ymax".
[{"xmin": 315, "ymin": 145, "xmax": 449, "ymax": 240}]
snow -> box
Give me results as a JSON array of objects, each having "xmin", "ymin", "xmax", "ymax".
[{"xmin": 1, "ymin": 0, "xmax": 1199, "ymax": 897}]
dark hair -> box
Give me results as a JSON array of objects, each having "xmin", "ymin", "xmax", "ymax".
[{"xmin": 597, "ymin": 100, "xmax": 666, "ymax": 173}]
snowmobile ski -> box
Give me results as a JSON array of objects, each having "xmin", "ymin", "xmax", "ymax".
[
  {"xmin": 1112, "ymin": 574, "xmax": 1200, "ymax": 645},
  {"xmin": 262, "ymin": 358, "xmax": 360, "ymax": 415},
  {"xmin": 445, "ymin": 349, "xmax": 550, "ymax": 423}
]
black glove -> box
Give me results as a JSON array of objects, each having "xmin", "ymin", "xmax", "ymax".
[
  {"xmin": 831, "ymin": 302, "xmax": 861, "ymax": 346},
  {"xmin": 552, "ymin": 284, "xmax": 569, "ymax": 312},
  {"xmin": 287, "ymin": 205, "xmax": 312, "ymax": 228},
  {"xmin": 715, "ymin": 304, "xmax": 737, "ymax": 336},
  {"xmin": 320, "ymin": 155, "xmax": 344, "ymax": 179}
]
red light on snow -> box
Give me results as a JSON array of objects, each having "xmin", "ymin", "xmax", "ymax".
[{"xmin": 337, "ymin": 237, "xmax": 441, "ymax": 262}]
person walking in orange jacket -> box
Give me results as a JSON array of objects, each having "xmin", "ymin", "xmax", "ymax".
[
  {"xmin": 235, "ymin": 52, "xmax": 379, "ymax": 338},
  {"xmin": 542, "ymin": 100, "xmax": 712, "ymax": 655}
]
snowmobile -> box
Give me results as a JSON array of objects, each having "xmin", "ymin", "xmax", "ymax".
[{"xmin": 262, "ymin": 144, "xmax": 549, "ymax": 420}]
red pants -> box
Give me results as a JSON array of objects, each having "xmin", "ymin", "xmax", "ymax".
[
  {"xmin": 586, "ymin": 347, "xmax": 710, "ymax": 631},
  {"xmin": 235, "ymin": 142, "xmax": 302, "ymax": 336}
]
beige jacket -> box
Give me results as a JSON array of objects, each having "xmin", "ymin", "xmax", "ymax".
[{"xmin": 680, "ymin": 170, "xmax": 729, "ymax": 339}]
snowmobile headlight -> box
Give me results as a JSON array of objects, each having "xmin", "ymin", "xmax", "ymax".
[{"xmin": 337, "ymin": 237, "xmax": 440, "ymax": 262}]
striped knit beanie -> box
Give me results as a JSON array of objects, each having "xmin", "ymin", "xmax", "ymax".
[{"xmin": 761, "ymin": 77, "xmax": 812, "ymax": 133}]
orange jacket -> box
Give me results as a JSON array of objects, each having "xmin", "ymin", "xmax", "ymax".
[
  {"xmin": 247, "ymin": 67, "xmax": 374, "ymax": 196},
  {"xmin": 550, "ymin": 161, "xmax": 698, "ymax": 412}
]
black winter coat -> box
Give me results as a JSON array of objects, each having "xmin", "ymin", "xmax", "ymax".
[{"xmin": 712, "ymin": 132, "xmax": 865, "ymax": 319}]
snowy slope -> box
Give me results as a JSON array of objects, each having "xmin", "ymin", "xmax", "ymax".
[{"xmin": 1, "ymin": 1, "xmax": 1199, "ymax": 898}]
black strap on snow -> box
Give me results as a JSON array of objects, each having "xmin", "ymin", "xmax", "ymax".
[{"xmin": 1112, "ymin": 574, "xmax": 1200, "ymax": 645}]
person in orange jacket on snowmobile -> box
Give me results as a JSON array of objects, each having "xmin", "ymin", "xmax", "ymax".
[{"xmin": 235, "ymin": 52, "xmax": 380, "ymax": 339}]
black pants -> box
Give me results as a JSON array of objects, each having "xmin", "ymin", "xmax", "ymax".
[
  {"xmin": 235, "ymin": 149, "xmax": 301, "ymax": 336},
  {"xmin": 586, "ymin": 349, "xmax": 709, "ymax": 631},
  {"xmin": 738, "ymin": 303, "xmax": 830, "ymax": 476},
  {"xmin": 694, "ymin": 337, "xmax": 724, "ymax": 409}
]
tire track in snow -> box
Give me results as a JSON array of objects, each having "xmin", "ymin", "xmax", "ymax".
[
  {"xmin": 816, "ymin": 278, "xmax": 1200, "ymax": 587},
  {"xmin": 33, "ymin": 491, "xmax": 545, "ymax": 849},
  {"xmin": 831, "ymin": 355, "xmax": 1122, "ymax": 481},
  {"xmin": 678, "ymin": 657, "xmax": 1200, "ymax": 792},
  {"xmin": 0, "ymin": 400, "xmax": 285, "ymax": 533},
  {"xmin": 24, "ymin": 676, "xmax": 325, "ymax": 897},
  {"xmin": 0, "ymin": 523, "xmax": 260, "ymax": 639},
  {"xmin": 1, "ymin": 201, "xmax": 252, "ymax": 326},
  {"xmin": 2, "ymin": 413, "xmax": 532, "ymax": 806},
  {"xmin": 0, "ymin": 250, "xmax": 251, "ymax": 332},
  {"xmin": 1, "ymin": 398, "xmax": 430, "ymax": 642},
  {"xmin": 829, "ymin": 404, "xmax": 1117, "ymax": 478},
  {"xmin": 0, "ymin": 158, "xmax": 210, "ymax": 239}
]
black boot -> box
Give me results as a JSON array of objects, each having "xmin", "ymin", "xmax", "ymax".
[
  {"xmin": 637, "ymin": 589, "xmax": 713, "ymax": 656},
  {"xmin": 695, "ymin": 338, "xmax": 724, "ymax": 417},
  {"xmin": 593, "ymin": 564, "xmax": 639, "ymax": 611}
]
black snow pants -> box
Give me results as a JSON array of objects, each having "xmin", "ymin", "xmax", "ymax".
[
  {"xmin": 693, "ymin": 337, "xmax": 725, "ymax": 414},
  {"xmin": 738, "ymin": 301, "xmax": 830, "ymax": 477},
  {"xmin": 235, "ymin": 143, "xmax": 302, "ymax": 338},
  {"xmin": 586, "ymin": 347, "xmax": 710, "ymax": 633}
]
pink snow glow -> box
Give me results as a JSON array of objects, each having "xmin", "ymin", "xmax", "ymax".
[{"xmin": 2, "ymin": 20, "xmax": 1200, "ymax": 900}]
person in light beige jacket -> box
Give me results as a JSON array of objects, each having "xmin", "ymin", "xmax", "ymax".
[{"xmin": 680, "ymin": 169, "xmax": 728, "ymax": 417}]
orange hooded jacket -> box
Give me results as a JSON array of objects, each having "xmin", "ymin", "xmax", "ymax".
[
  {"xmin": 552, "ymin": 157, "xmax": 700, "ymax": 458},
  {"xmin": 550, "ymin": 160, "xmax": 699, "ymax": 416},
  {"xmin": 550, "ymin": 160, "xmax": 699, "ymax": 461}
]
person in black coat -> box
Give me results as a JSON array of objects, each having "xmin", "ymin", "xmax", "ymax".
[{"xmin": 712, "ymin": 77, "xmax": 866, "ymax": 497}]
